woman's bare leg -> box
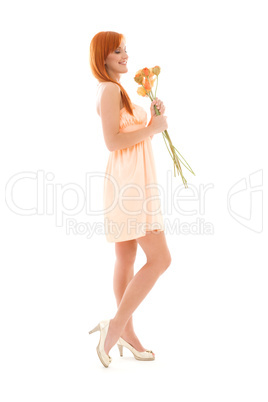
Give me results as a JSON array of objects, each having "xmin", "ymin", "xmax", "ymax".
[
  {"xmin": 104, "ymin": 230, "xmax": 171, "ymax": 355},
  {"xmin": 113, "ymin": 239, "xmax": 147, "ymax": 352}
]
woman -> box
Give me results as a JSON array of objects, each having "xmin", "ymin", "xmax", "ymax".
[{"xmin": 88, "ymin": 31, "xmax": 172, "ymax": 368}]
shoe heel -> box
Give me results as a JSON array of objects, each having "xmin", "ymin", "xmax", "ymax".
[
  {"xmin": 88, "ymin": 323, "xmax": 100, "ymax": 335},
  {"xmin": 118, "ymin": 344, "xmax": 123, "ymax": 357}
]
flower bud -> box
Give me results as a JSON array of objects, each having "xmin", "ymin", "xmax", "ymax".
[
  {"xmin": 152, "ymin": 66, "xmax": 161, "ymax": 76},
  {"xmin": 134, "ymin": 73, "xmax": 143, "ymax": 84}
]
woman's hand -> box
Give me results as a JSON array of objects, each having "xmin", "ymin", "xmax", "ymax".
[
  {"xmin": 150, "ymin": 97, "xmax": 166, "ymax": 117},
  {"xmin": 148, "ymin": 97, "xmax": 167, "ymax": 139}
]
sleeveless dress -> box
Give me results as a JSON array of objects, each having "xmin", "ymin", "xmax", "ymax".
[{"xmin": 97, "ymin": 83, "xmax": 165, "ymax": 243}]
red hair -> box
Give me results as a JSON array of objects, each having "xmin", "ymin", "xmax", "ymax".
[{"xmin": 89, "ymin": 31, "xmax": 134, "ymax": 116}]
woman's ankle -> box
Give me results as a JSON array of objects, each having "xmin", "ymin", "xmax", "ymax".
[
  {"xmin": 111, "ymin": 316, "xmax": 128, "ymax": 333},
  {"xmin": 108, "ymin": 318, "xmax": 124, "ymax": 340},
  {"xmin": 120, "ymin": 326, "xmax": 136, "ymax": 338}
]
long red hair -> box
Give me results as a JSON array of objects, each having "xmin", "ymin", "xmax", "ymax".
[{"xmin": 89, "ymin": 31, "xmax": 134, "ymax": 116}]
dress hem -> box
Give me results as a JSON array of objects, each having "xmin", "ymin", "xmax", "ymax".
[{"xmin": 105, "ymin": 229, "xmax": 165, "ymax": 243}]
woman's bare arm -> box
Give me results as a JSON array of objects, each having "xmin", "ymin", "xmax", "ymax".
[
  {"xmin": 113, "ymin": 124, "xmax": 155, "ymax": 151},
  {"xmin": 99, "ymin": 82, "xmax": 156, "ymax": 151},
  {"xmin": 147, "ymin": 116, "xmax": 154, "ymax": 140}
]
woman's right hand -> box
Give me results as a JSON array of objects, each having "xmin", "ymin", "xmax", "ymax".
[{"xmin": 149, "ymin": 112, "xmax": 168, "ymax": 134}]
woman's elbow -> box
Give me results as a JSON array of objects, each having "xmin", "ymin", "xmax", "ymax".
[
  {"xmin": 106, "ymin": 140, "xmax": 116, "ymax": 152},
  {"xmin": 106, "ymin": 134, "xmax": 120, "ymax": 152}
]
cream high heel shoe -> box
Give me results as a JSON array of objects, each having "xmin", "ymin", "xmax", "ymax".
[
  {"xmin": 117, "ymin": 337, "xmax": 155, "ymax": 361},
  {"xmin": 88, "ymin": 319, "xmax": 112, "ymax": 368}
]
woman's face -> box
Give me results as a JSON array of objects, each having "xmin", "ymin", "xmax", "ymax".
[{"xmin": 104, "ymin": 39, "xmax": 128, "ymax": 81}]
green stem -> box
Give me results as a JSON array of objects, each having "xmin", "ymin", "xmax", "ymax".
[
  {"xmin": 154, "ymin": 75, "xmax": 158, "ymax": 98},
  {"xmin": 153, "ymin": 102, "xmax": 191, "ymax": 181},
  {"xmin": 162, "ymin": 131, "xmax": 195, "ymax": 175},
  {"xmin": 141, "ymin": 84, "xmax": 154, "ymax": 101},
  {"xmin": 162, "ymin": 131, "xmax": 175, "ymax": 161},
  {"xmin": 141, "ymin": 76, "xmax": 192, "ymax": 188},
  {"xmin": 173, "ymin": 148, "xmax": 195, "ymax": 175}
]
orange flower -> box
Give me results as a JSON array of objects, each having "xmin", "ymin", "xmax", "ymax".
[
  {"xmin": 133, "ymin": 64, "xmax": 195, "ymax": 188},
  {"xmin": 150, "ymin": 77, "xmax": 156, "ymax": 87},
  {"xmin": 137, "ymin": 86, "xmax": 147, "ymax": 96},
  {"xmin": 143, "ymin": 77, "xmax": 152, "ymax": 91},
  {"xmin": 134, "ymin": 73, "xmax": 143, "ymax": 84},
  {"xmin": 141, "ymin": 67, "xmax": 150, "ymax": 77},
  {"xmin": 144, "ymin": 75, "xmax": 156, "ymax": 90},
  {"xmin": 134, "ymin": 67, "xmax": 156, "ymax": 95}
]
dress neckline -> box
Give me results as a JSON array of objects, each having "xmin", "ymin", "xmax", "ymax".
[{"xmin": 120, "ymin": 104, "xmax": 138, "ymax": 113}]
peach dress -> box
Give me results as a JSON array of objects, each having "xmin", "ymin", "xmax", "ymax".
[{"xmin": 97, "ymin": 83, "xmax": 165, "ymax": 243}]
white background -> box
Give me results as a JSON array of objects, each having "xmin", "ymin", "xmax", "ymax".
[{"xmin": 1, "ymin": 0, "xmax": 267, "ymax": 401}]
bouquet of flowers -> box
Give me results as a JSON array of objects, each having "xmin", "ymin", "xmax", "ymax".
[{"xmin": 134, "ymin": 66, "xmax": 195, "ymax": 188}]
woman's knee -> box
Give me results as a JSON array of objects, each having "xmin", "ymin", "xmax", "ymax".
[
  {"xmin": 165, "ymin": 252, "xmax": 172, "ymax": 270},
  {"xmin": 115, "ymin": 240, "xmax": 138, "ymax": 265},
  {"xmin": 149, "ymin": 251, "xmax": 172, "ymax": 274},
  {"xmin": 137, "ymin": 231, "xmax": 172, "ymax": 272},
  {"xmin": 161, "ymin": 252, "xmax": 172, "ymax": 271}
]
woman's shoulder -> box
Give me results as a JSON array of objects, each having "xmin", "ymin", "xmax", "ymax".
[
  {"xmin": 96, "ymin": 81, "xmax": 121, "ymax": 116},
  {"xmin": 97, "ymin": 81, "xmax": 121, "ymax": 93}
]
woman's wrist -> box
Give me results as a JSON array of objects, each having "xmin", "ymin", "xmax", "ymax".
[
  {"xmin": 147, "ymin": 116, "xmax": 153, "ymax": 127},
  {"xmin": 146, "ymin": 121, "xmax": 155, "ymax": 136}
]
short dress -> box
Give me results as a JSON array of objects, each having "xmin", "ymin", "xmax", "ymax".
[{"xmin": 98, "ymin": 83, "xmax": 165, "ymax": 242}]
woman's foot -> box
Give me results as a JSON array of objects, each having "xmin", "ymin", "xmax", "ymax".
[
  {"xmin": 104, "ymin": 318, "xmax": 149, "ymax": 355},
  {"xmin": 119, "ymin": 330, "xmax": 148, "ymax": 352},
  {"xmin": 104, "ymin": 318, "xmax": 123, "ymax": 356}
]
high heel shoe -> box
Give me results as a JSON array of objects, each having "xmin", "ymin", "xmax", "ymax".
[
  {"xmin": 88, "ymin": 319, "xmax": 112, "ymax": 368},
  {"xmin": 117, "ymin": 337, "xmax": 155, "ymax": 361}
]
